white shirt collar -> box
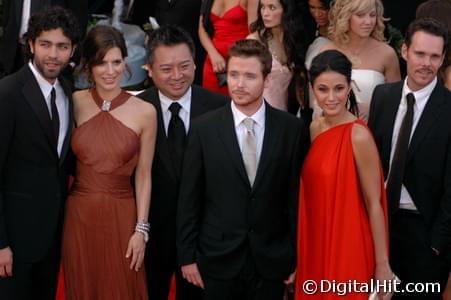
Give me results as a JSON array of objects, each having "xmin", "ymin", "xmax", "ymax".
[
  {"xmin": 231, "ymin": 100, "xmax": 266, "ymax": 129},
  {"xmin": 402, "ymin": 76, "xmax": 437, "ymax": 107},
  {"xmin": 158, "ymin": 87, "xmax": 192, "ymax": 114},
  {"xmin": 28, "ymin": 61, "xmax": 60, "ymax": 99}
]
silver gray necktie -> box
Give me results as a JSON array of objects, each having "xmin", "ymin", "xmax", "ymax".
[{"xmin": 242, "ymin": 118, "xmax": 257, "ymax": 186}]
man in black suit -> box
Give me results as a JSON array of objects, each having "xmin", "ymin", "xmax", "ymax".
[
  {"xmin": 131, "ymin": 0, "xmax": 204, "ymax": 84},
  {"xmin": 0, "ymin": 6, "xmax": 79, "ymax": 300},
  {"xmin": 0, "ymin": 0, "xmax": 87, "ymax": 78},
  {"xmin": 138, "ymin": 25, "xmax": 228, "ymax": 300},
  {"xmin": 368, "ymin": 18, "xmax": 451, "ymax": 299},
  {"xmin": 177, "ymin": 39, "xmax": 308, "ymax": 300}
]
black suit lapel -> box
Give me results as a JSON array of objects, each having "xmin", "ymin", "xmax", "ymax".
[
  {"xmin": 21, "ymin": 67, "xmax": 58, "ymax": 153},
  {"xmin": 252, "ymin": 104, "xmax": 281, "ymax": 191},
  {"xmin": 407, "ymin": 83, "xmax": 445, "ymax": 162},
  {"xmin": 59, "ymin": 78, "xmax": 73, "ymax": 165},
  {"xmin": 217, "ymin": 106, "xmax": 250, "ymax": 186},
  {"xmin": 190, "ymin": 86, "xmax": 205, "ymax": 120},
  {"xmin": 381, "ymin": 83, "xmax": 403, "ymax": 170},
  {"xmin": 151, "ymin": 91, "xmax": 178, "ymax": 181}
]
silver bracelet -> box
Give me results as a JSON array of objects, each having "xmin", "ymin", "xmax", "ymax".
[
  {"xmin": 135, "ymin": 228, "xmax": 149, "ymax": 243},
  {"xmin": 135, "ymin": 222, "xmax": 150, "ymax": 232}
]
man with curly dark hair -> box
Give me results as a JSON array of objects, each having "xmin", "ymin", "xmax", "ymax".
[{"xmin": 0, "ymin": 6, "xmax": 79, "ymax": 300}]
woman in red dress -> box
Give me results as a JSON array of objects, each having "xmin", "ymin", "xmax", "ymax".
[
  {"xmin": 199, "ymin": 0, "xmax": 258, "ymax": 95},
  {"xmin": 295, "ymin": 49, "xmax": 393, "ymax": 299}
]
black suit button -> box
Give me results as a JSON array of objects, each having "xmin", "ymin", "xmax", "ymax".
[
  {"xmin": 251, "ymin": 198, "xmax": 255, "ymax": 201},
  {"xmin": 249, "ymin": 229, "xmax": 254, "ymax": 233}
]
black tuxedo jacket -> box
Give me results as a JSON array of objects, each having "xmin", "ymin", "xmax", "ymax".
[
  {"xmin": 0, "ymin": 65, "xmax": 73, "ymax": 262},
  {"xmin": 368, "ymin": 80, "xmax": 451, "ymax": 262},
  {"xmin": 138, "ymin": 85, "xmax": 228, "ymax": 265},
  {"xmin": 177, "ymin": 103, "xmax": 309, "ymax": 280}
]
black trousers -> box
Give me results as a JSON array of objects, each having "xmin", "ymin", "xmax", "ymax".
[
  {"xmin": 202, "ymin": 253, "xmax": 286, "ymax": 300},
  {"xmin": 145, "ymin": 243, "xmax": 202, "ymax": 300},
  {"xmin": 0, "ymin": 242, "xmax": 60, "ymax": 300},
  {"xmin": 390, "ymin": 210, "xmax": 449, "ymax": 300}
]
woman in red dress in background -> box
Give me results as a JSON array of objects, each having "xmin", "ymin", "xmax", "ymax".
[
  {"xmin": 295, "ymin": 50, "xmax": 393, "ymax": 299},
  {"xmin": 199, "ymin": 0, "xmax": 258, "ymax": 95}
]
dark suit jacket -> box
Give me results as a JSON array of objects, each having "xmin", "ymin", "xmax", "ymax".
[
  {"xmin": 0, "ymin": 65, "xmax": 73, "ymax": 262},
  {"xmin": 368, "ymin": 80, "xmax": 451, "ymax": 263},
  {"xmin": 177, "ymin": 103, "xmax": 309, "ymax": 280},
  {"xmin": 0, "ymin": 0, "xmax": 88, "ymax": 77},
  {"xmin": 138, "ymin": 85, "xmax": 228, "ymax": 268}
]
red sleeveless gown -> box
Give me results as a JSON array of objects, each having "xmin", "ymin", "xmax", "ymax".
[{"xmin": 295, "ymin": 120, "xmax": 388, "ymax": 299}]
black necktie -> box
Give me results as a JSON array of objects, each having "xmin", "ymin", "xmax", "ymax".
[
  {"xmin": 167, "ymin": 102, "xmax": 186, "ymax": 177},
  {"xmin": 50, "ymin": 87, "xmax": 60, "ymax": 143},
  {"xmin": 386, "ymin": 93, "xmax": 415, "ymax": 213}
]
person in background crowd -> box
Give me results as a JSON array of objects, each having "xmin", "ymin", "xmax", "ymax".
[
  {"xmin": 0, "ymin": 6, "xmax": 79, "ymax": 299},
  {"xmin": 138, "ymin": 25, "xmax": 228, "ymax": 300},
  {"xmin": 321, "ymin": 0, "xmax": 400, "ymax": 121},
  {"xmin": 247, "ymin": 0, "xmax": 308, "ymax": 112},
  {"xmin": 305, "ymin": 0, "xmax": 332, "ymax": 69},
  {"xmin": 295, "ymin": 49, "xmax": 392, "ymax": 299},
  {"xmin": 303, "ymin": 0, "xmax": 331, "ymax": 124},
  {"xmin": 368, "ymin": 18, "xmax": 451, "ymax": 299},
  {"xmin": 199, "ymin": 0, "xmax": 258, "ymax": 95},
  {"xmin": 416, "ymin": 0, "xmax": 451, "ymax": 90},
  {"xmin": 62, "ymin": 25, "xmax": 156, "ymax": 299}
]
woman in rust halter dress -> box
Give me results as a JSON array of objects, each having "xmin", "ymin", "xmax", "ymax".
[
  {"xmin": 62, "ymin": 25, "xmax": 157, "ymax": 299},
  {"xmin": 199, "ymin": 0, "xmax": 257, "ymax": 95},
  {"xmin": 295, "ymin": 50, "xmax": 393, "ymax": 299}
]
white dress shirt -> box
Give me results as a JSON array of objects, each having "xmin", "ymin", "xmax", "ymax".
[
  {"xmin": 231, "ymin": 101, "xmax": 266, "ymax": 164},
  {"xmin": 159, "ymin": 88, "xmax": 191, "ymax": 135},
  {"xmin": 29, "ymin": 61, "xmax": 69, "ymax": 156},
  {"xmin": 388, "ymin": 77, "xmax": 437, "ymax": 210}
]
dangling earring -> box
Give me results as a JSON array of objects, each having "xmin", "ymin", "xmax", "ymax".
[{"xmin": 346, "ymin": 92, "xmax": 351, "ymax": 107}]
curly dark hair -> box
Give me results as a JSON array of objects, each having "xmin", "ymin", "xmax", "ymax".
[
  {"xmin": 24, "ymin": 6, "xmax": 80, "ymax": 61},
  {"xmin": 250, "ymin": 0, "xmax": 308, "ymax": 75}
]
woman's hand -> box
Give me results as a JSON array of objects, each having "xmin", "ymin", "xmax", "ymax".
[
  {"xmin": 208, "ymin": 50, "xmax": 226, "ymax": 73},
  {"xmin": 126, "ymin": 232, "xmax": 147, "ymax": 272},
  {"xmin": 374, "ymin": 262, "xmax": 395, "ymax": 300}
]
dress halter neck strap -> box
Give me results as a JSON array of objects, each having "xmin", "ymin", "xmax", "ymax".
[{"xmin": 91, "ymin": 88, "xmax": 131, "ymax": 112}]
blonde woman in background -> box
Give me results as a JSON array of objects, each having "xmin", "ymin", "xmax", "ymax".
[{"xmin": 320, "ymin": 0, "xmax": 400, "ymax": 121}]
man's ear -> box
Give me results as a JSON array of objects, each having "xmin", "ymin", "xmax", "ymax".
[
  {"xmin": 28, "ymin": 39, "xmax": 34, "ymax": 55},
  {"xmin": 70, "ymin": 45, "xmax": 77, "ymax": 58},
  {"xmin": 401, "ymin": 43, "xmax": 408, "ymax": 62}
]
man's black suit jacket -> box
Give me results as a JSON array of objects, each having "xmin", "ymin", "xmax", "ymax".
[
  {"xmin": 0, "ymin": 65, "xmax": 73, "ymax": 262},
  {"xmin": 177, "ymin": 103, "xmax": 309, "ymax": 280},
  {"xmin": 138, "ymin": 85, "xmax": 228, "ymax": 267},
  {"xmin": 368, "ymin": 80, "xmax": 451, "ymax": 263}
]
